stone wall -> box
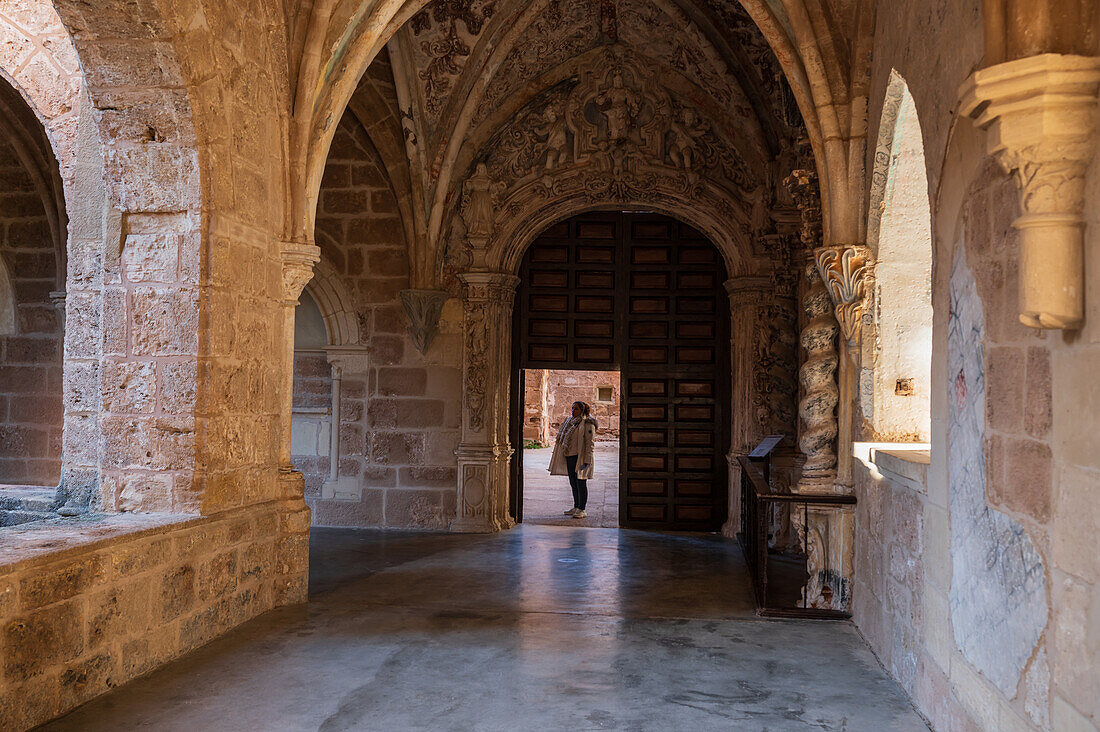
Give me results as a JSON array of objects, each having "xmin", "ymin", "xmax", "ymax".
[
  {"xmin": 0, "ymin": 501, "xmax": 303, "ymax": 731},
  {"xmin": 294, "ymin": 108, "xmax": 462, "ymax": 530},
  {"xmin": 522, "ymin": 369, "xmax": 620, "ymax": 445},
  {"xmin": 0, "ymin": 133, "xmax": 62, "ymax": 487},
  {"xmin": 854, "ymin": 0, "xmax": 1100, "ymax": 728}
]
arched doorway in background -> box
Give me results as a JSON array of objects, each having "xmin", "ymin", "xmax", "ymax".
[{"xmin": 510, "ymin": 211, "xmax": 731, "ymax": 532}]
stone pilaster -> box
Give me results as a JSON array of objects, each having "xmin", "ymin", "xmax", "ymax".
[
  {"xmin": 792, "ymin": 503, "xmax": 855, "ymax": 612},
  {"xmin": 275, "ymin": 241, "xmax": 319, "ymax": 605},
  {"xmin": 815, "ymin": 245, "xmax": 873, "ymax": 489},
  {"xmin": 453, "ymin": 271, "xmax": 519, "ymax": 532},
  {"xmin": 722, "ymin": 276, "xmax": 771, "ymax": 538},
  {"xmin": 960, "ymin": 54, "xmax": 1100, "ymax": 330}
]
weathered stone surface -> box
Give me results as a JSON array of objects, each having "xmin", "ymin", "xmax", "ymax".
[
  {"xmin": 19, "ymin": 555, "xmax": 106, "ymax": 611},
  {"xmin": 947, "ymin": 249, "xmax": 1047, "ymax": 696},
  {"xmin": 3, "ymin": 599, "xmax": 83, "ymax": 680}
]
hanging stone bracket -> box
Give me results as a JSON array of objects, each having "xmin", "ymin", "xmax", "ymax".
[
  {"xmin": 960, "ymin": 53, "xmax": 1100, "ymax": 330},
  {"xmin": 400, "ymin": 289, "xmax": 450, "ymax": 354}
]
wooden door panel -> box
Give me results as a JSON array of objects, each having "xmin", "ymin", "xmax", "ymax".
[{"xmin": 514, "ymin": 212, "xmax": 729, "ymax": 531}]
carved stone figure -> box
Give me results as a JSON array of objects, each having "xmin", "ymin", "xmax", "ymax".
[
  {"xmin": 595, "ymin": 70, "xmax": 641, "ymax": 144},
  {"xmin": 667, "ymin": 107, "xmax": 707, "ymax": 171},
  {"xmin": 462, "ymin": 162, "xmax": 496, "ymax": 240},
  {"xmin": 534, "ymin": 106, "xmax": 569, "ymax": 170}
]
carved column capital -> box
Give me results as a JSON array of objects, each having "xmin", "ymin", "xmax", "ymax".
[
  {"xmin": 814, "ymin": 245, "xmax": 873, "ymax": 346},
  {"xmin": 723, "ymin": 276, "xmax": 771, "ymax": 309},
  {"xmin": 458, "ymin": 271, "xmax": 520, "ymax": 302},
  {"xmin": 960, "ymin": 54, "xmax": 1100, "ymax": 330},
  {"xmin": 280, "ymin": 242, "xmax": 321, "ymax": 304}
]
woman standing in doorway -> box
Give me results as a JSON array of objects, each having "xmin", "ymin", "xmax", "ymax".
[{"xmin": 549, "ymin": 401, "xmax": 597, "ymax": 519}]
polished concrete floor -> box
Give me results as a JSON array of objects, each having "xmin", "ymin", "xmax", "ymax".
[
  {"xmin": 522, "ymin": 444, "xmax": 619, "ymax": 528},
  {"xmin": 44, "ymin": 525, "xmax": 928, "ymax": 731}
]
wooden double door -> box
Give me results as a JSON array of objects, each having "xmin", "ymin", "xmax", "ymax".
[{"xmin": 511, "ymin": 212, "xmax": 731, "ymax": 531}]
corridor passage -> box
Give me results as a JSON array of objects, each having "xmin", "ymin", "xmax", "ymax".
[{"xmin": 45, "ymin": 527, "xmax": 927, "ymax": 731}]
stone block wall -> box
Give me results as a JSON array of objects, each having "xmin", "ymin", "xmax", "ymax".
[
  {"xmin": 522, "ymin": 369, "xmax": 620, "ymax": 445},
  {"xmin": 0, "ymin": 501, "xmax": 306, "ymax": 731},
  {"xmin": 294, "ymin": 100, "xmax": 461, "ymax": 530},
  {"xmin": 856, "ymin": 0, "xmax": 1100, "ymax": 726},
  {"xmin": 0, "ymin": 134, "xmax": 62, "ymax": 487}
]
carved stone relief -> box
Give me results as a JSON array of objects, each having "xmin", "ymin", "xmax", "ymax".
[
  {"xmin": 411, "ymin": 0, "xmax": 498, "ymax": 127},
  {"xmin": 470, "ymin": 44, "xmax": 758, "ymax": 244}
]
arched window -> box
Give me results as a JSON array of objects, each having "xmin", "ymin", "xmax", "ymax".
[{"xmin": 864, "ymin": 72, "xmax": 933, "ymax": 442}]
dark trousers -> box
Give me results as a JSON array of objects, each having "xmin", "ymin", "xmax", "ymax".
[{"xmin": 565, "ymin": 454, "xmax": 588, "ymax": 510}]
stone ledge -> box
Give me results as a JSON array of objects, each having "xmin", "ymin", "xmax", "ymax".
[
  {"xmin": 854, "ymin": 442, "xmax": 930, "ymax": 495},
  {"xmin": 0, "ymin": 513, "xmax": 200, "ymax": 577},
  {"xmin": 872, "ymin": 449, "xmax": 929, "ymax": 494}
]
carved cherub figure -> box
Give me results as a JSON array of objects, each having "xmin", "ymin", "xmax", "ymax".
[
  {"xmin": 534, "ymin": 106, "xmax": 569, "ymax": 170},
  {"xmin": 667, "ymin": 107, "xmax": 708, "ymax": 171}
]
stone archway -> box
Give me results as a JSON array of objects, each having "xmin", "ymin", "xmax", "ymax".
[
  {"xmin": 451, "ymin": 195, "xmax": 788, "ymax": 533},
  {"xmin": 509, "ymin": 210, "xmax": 733, "ymax": 531}
]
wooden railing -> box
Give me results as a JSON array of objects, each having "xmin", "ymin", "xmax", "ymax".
[{"xmin": 737, "ymin": 455, "xmax": 855, "ymax": 620}]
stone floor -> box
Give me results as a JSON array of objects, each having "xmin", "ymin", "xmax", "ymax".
[
  {"xmin": 522, "ymin": 444, "xmax": 619, "ymax": 528},
  {"xmin": 43, "ymin": 525, "xmax": 928, "ymax": 731}
]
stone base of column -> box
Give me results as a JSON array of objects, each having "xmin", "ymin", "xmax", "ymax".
[
  {"xmin": 452, "ymin": 444, "xmax": 514, "ymax": 533},
  {"xmin": 793, "ymin": 504, "xmax": 854, "ymax": 613},
  {"xmin": 794, "ymin": 472, "xmax": 836, "ymax": 493},
  {"xmin": 274, "ymin": 466, "xmax": 310, "ymax": 606}
]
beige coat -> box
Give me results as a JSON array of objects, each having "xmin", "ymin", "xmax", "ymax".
[{"xmin": 548, "ymin": 416, "xmax": 597, "ymax": 480}]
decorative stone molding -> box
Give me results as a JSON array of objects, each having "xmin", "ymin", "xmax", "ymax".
[
  {"xmin": 399, "ymin": 289, "xmax": 449, "ymax": 354},
  {"xmin": 960, "ymin": 53, "xmax": 1100, "ymax": 330},
  {"xmin": 815, "ymin": 245, "xmax": 873, "ymax": 346}
]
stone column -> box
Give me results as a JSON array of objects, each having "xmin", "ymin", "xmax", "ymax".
[
  {"xmin": 320, "ymin": 345, "xmax": 369, "ymax": 501},
  {"xmin": 796, "ymin": 250, "xmax": 839, "ymax": 491},
  {"xmin": 453, "ymin": 271, "xmax": 520, "ymax": 532},
  {"xmin": 815, "ymin": 245, "xmax": 872, "ymax": 489},
  {"xmin": 326, "ymin": 359, "xmax": 342, "ymax": 484},
  {"xmin": 960, "ymin": 54, "xmax": 1100, "ymax": 330},
  {"xmin": 275, "ymin": 241, "xmax": 319, "ymax": 605}
]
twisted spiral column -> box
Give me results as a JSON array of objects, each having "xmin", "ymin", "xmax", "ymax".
[{"xmin": 796, "ymin": 252, "xmax": 838, "ymax": 490}]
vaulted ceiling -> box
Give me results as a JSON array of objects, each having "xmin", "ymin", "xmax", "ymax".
[{"xmin": 326, "ymin": 0, "xmax": 861, "ymax": 285}]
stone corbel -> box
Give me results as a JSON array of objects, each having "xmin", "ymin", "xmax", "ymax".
[
  {"xmin": 960, "ymin": 54, "xmax": 1100, "ymax": 330},
  {"xmin": 814, "ymin": 245, "xmax": 873, "ymax": 347},
  {"xmin": 281, "ymin": 242, "xmax": 321, "ymax": 304},
  {"xmin": 399, "ymin": 289, "xmax": 449, "ymax": 354}
]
